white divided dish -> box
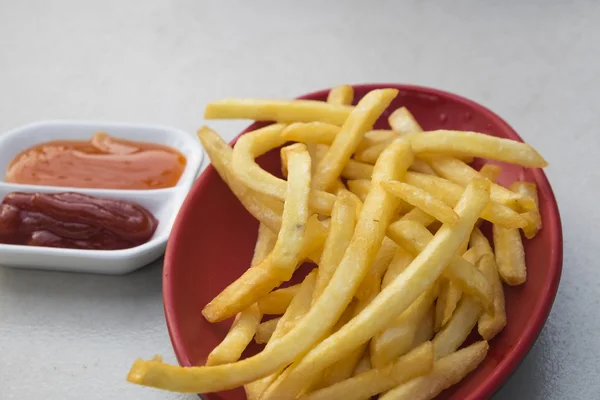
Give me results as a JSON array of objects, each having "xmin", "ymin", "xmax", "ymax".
[{"xmin": 0, "ymin": 121, "xmax": 204, "ymax": 274}]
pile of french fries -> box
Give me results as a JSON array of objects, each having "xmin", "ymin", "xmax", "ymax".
[{"xmin": 127, "ymin": 85, "xmax": 546, "ymax": 400}]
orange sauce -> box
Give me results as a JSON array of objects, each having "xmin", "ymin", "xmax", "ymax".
[{"xmin": 5, "ymin": 132, "xmax": 187, "ymax": 190}]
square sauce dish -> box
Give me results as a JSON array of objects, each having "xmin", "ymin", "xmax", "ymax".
[{"xmin": 0, "ymin": 120, "xmax": 203, "ymax": 274}]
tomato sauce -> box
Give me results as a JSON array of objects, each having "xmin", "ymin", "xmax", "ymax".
[
  {"xmin": 5, "ymin": 132, "xmax": 186, "ymax": 190},
  {"xmin": 0, "ymin": 192, "xmax": 158, "ymax": 250}
]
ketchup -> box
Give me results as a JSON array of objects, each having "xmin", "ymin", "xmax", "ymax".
[
  {"xmin": 0, "ymin": 192, "xmax": 158, "ymax": 250},
  {"xmin": 5, "ymin": 132, "xmax": 186, "ymax": 190}
]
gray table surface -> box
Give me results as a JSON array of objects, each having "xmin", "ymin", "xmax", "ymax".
[{"xmin": 1, "ymin": 1, "xmax": 598, "ymax": 399}]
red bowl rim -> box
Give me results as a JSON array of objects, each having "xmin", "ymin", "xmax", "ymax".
[{"xmin": 163, "ymin": 83, "xmax": 563, "ymax": 400}]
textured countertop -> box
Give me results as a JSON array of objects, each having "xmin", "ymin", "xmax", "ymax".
[{"xmin": 1, "ymin": 1, "xmax": 598, "ymax": 399}]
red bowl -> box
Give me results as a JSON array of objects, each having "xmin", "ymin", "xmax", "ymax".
[{"xmin": 163, "ymin": 84, "xmax": 562, "ymax": 400}]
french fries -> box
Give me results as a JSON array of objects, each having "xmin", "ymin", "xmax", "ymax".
[
  {"xmin": 370, "ymin": 285, "xmax": 438, "ymax": 368},
  {"xmin": 129, "ymin": 88, "xmax": 548, "ymax": 399},
  {"xmin": 358, "ymin": 129, "xmax": 399, "ymax": 151},
  {"xmin": 257, "ymin": 284, "xmax": 300, "ymax": 315},
  {"xmin": 427, "ymin": 156, "xmax": 536, "ymax": 211},
  {"xmin": 355, "ymin": 237, "xmax": 398, "ymax": 302},
  {"xmin": 255, "ymin": 317, "xmax": 280, "ymax": 344},
  {"xmin": 493, "ymin": 223, "xmax": 527, "ymax": 285},
  {"xmin": 251, "ymin": 223, "xmax": 278, "ymax": 267},
  {"xmin": 281, "ymin": 122, "xmax": 339, "ymax": 145},
  {"xmin": 404, "ymin": 172, "xmax": 527, "ymax": 229},
  {"xmin": 479, "ymin": 163, "xmax": 502, "ymax": 182},
  {"xmin": 354, "ymin": 141, "xmax": 392, "ymax": 164},
  {"xmin": 387, "ymin": 220, "xmax": 493, "ymax": 310},
  {"xmin": 312, "ymin": 89, "xmax": 398, "ymax": 190},
  {"xmin": 262, "ymin": 180, "xmax": 490, "ymax": 399},
  {"xmin": 411, "ymin": 306, "xmax": 435, "ymax": 349},
  {"xmin": 380, "ymin": 341, "xmax": 489, "ymax": 400},
  {"xmin": 206, "ymin": 304, "xmax": 262, "ymax": 366},
  {"xmin": 382, "ymin": 180, "xmax": 459, "ymax": 225},
  {"xmin": 327, "ymin": 84, "xmax": 354, "ymax": 106},
  {"xmin": 232, "ymin": 124, "xmax": 337, "ymax": 215},
  {"xmin": 269, "ymin": 144, "xmax": 312, "ymax": 280},
  {"xmin": 202, "ymin": 215, "xmax": 326, "ymax": 322},
  {"xmin": 477, "ymin": 253, "xmax": 507, "ymax": 340},
  {"xmin": 300, "ymin": 342, "xmax": 434, "ymax": 400},
  {"xmin": 197, "ymin": 126, "xmax": 284, "ymax": 232},
  {"xmin": 313, "ymin": 191, "xmax": 357, "ymax": 302},
  {"xmin": 248, "ymin": 270, "xmax": 318, "ymax": 397},
  {"xmin": 408, "ymin": 130, "xmax": 548, "ymax": 167},
  {"xmin": 205, "ymin": 98, "xmax": 353, "ymax": 125},
  {"xmin": 434, "ymin": 247, "xmax": 479, "ymax": 330},
  {"xmin": 510, "ymin": 181, "xmax": 542, "ymax": 239},
  {"xmin": 347, "ymin": 179, "xmax": 371, "ymax": 202},
  {"xmin": 388, "ymin": 107, "xmax": 423, "ymax": 133}
]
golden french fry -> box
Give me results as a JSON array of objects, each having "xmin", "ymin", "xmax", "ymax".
[
  {"xmin": 435, "ymin": 247, "xmax": 479, "ymax": 330},
  {"xmin": 281, "ymin": 122, "xmax": 340, "ymax": 145},
  {"xmin": 342, "ymin": 158, "xmax": 374, "ymax": 180},
  {"xmin": 260, "ymin": 180, "xmax": 489, "ymax": 399},
  {"xmin": 388, "ymin": 107, "xmax": 423, "ymax": 133},
  {"xmin": 300, "ymin": 342, "xmax": 434, "ymax": 400},
  {"xmin": 387, "ymin": 107, "xmax": 439, "ymax": 175},
  {"xmin": 399, "ymin": 207, "xmax": 436, "ymax": 227},
  {"xmin": 206, "ymin": 304, "xmax": 262, "ymax": 366},
  {"xmin": 405, "ymin": 171, "xmax": 527, "ymax": 229},
  {"xmin": 355, "ymin": 237, "xmax": 398, "ymax": 301},
  {"xmin": 370, "ymin": 285, "xmax": 438, "ymax": 368},
  {"xmin": 318, "ymin": 347, "xmax": 366, "ymax": 390},
  {"xmin": 254, "ymin": 317, "xmax": 280, "ymax": 345},
  {"xmin": 354, "ymin": 141, "xmax": 392, "ymax": 164},
  {"xmin": 411, "ymin": 306, "xmax": 435, "ymax": 349},
  {"xmin": 313, "ymin": 191, "xmax": 358, "ymax": 303},
  {"xmin": 432, "ymin": 296, "xmax": 482, "ymax": 359},
  {"xmin": 469, "ymin": 227, "xmax": 492, "ymax": 252},
  {"xmin": 426, "ymin": 156, "xmax": 536, "ymax": 211},
  {"xmin": 268, "ymin": 270, "xmax": 317, "ymax": 343},
  {"xmin": 305, "ymin": 144, "xmax": 345, "ymax": 193},
  {"xmin": 347, "ymin": 179, "xmax": 371, "ymax": 202},
  {"xmin": 379, "ymin": 341, "xmax": 488, "ymax": 400},
  {"xmin": 408, "ymin": 130, "xmax": 548, "ymax": 167},
  {"xmin": 479, "ymin": 163, "xmax": 502, "ymax": 182},
  {"xmin": 313, "ymin": 89, "xmax": 398, "ymax": 191},
  {"xmin": 327, "ymin": 85, "xmax": 354, "ymax": 106},
  {"xmin": 477, "ymin": 253, "xmax": 507, "ymax": 340},
  {"xmin": 409, "ymin": 159, "xmax": 437, "ymax": 175},
  {"xmin": 232, "ymin": 123, "xmax": 337, "ymax": 215},
  {"xmin": 510, "ymin": 181, "xmax": 542, "ymax": 239},
  {"xmin": 358, "ymin": 130, "xmax": 399, "ymax": 151},
  {"xmin": 381, "ymin": 246, "xmax": 414, "ymax": 289},
  {"xmin": 248, "ymin": 270, "xmax": 318, "ymax": 398},
  {"xmin": 387, "ymin": 220, "xmax": 493, "ymax": 310},
  {"xmin": 205, "ymin": 99, "xmax": 353, "ymax": 125},
  {"xmin": 251, "ymin": 223, "xmax": 278, "ymax": 267},
  {"xmin": 282, "ymin": 124, "xmax": 397, "ymax": 154},
  {"xmin": 493, "ymin": 223, "xmax": 527, "ymax": 285},
  {"xmin": 197, "ymin": 126, "xmax": 284, "ymax": 233},
  {"xmin": 353, "ymin": 349, "xmax": 371, "ymax": 376},
  {"xmin": 382, "ymin": 181, "xmax": 459, "ymax": 225},
  {"xmin": 202, "ymin": 216, "xmax": 326, "ymax": 322},
  {"xmin": 312, "ymin": 144, "xmax": 371, "ymax": 183},
  {"xmin": 257, "ymin": 284, "xmax": 300, "ymax": 315},
  {"xmin": 434, "ymin": 278, "xmax": 461, "ymax": 332},
  {"xmin": 270, "ymin": 144, "xmax": 312, "ymax": 280},
  {"xmin": 316, "ymin": 300, "xmax": 368, "ymax": 389}
]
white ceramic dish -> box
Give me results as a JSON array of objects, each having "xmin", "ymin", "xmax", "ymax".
[{"xmin": 0, "ymin": 120, "xmax": 204, "ymax": 274}]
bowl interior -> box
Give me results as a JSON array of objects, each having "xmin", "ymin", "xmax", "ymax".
[{"xmin": 163, "ymin": 84, "xmax": 562, "ymax": 400}]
